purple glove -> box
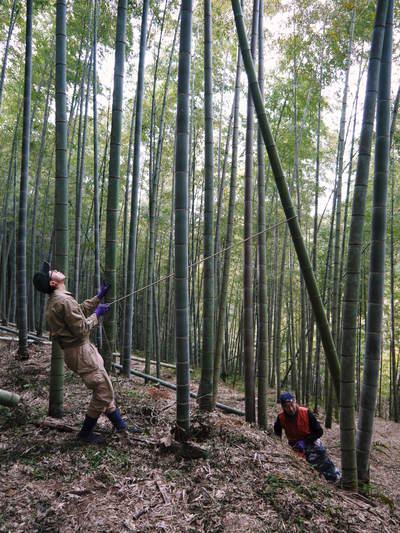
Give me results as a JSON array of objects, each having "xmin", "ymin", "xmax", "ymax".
[
  {"xmin": 293, "ymin": 440, "xmax": 305, "ymax": 453},
  {"xmin": 97, "ymin": 280, "xmax": 111, "ymax": 299},
  {"xmin": 95, "ymin": 303, "xmax": 110, "ymax": 318}
]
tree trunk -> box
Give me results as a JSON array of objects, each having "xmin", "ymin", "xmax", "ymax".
[
  {"xmin": 49, "ymin": 0, "xmax": 69, "ymax": 417},
  {"xmin": 174, "ymin": 0, "xmax": 193, "ymax": 440},
  {"xmin": 256, "ymin": 0, "xmax": 268, "ymax": 428},
  {"xmin": 198, "ymin": 0, "xmax": 214, "ymax": 411},
  {"xmin": 357, "ymin": 0, "xmax": 393, "ymax": 484},
  {"xmin": 145, "ymin": 0, "xmax": 169, "ymax": 379},
  {"xmin": 103, "ymin": 0, "xmax": 128, "ymax": 372},
  {"xmin": 93, "ymin": 0, "xmax": 102, "ymax": 349},
  {"xmin": 243, "ymin": 0, "xmax": 258, "ymax": 424},
  {"xmin": 29, "ymin": 67, "xmax": 53, "ymax": 332},
  {"xmin": 212, "ymin": 48, "xmax": 242, "ymax": 408},
  {"xmin": 122, "ymin": 0, "xmax": 149, "ymax": 376},
  {"xmin": 1, "ymin": 107, "xmax": 21, "ymax": 324},
  {"xmin": 340, "ymin": 0, "xmax": 389, "ymax": 490},
  {"xmin": 389, "ymin": 85, "xmax": 400, "ymax": 421},
  {"xmin": 16, "ymin": 0, "xmax": 33, "ymax": 360}
]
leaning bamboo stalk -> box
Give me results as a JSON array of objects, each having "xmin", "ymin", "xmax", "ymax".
[{"xmin": 231, "ymin": 0, "xmax": 340, "ymax": 399}]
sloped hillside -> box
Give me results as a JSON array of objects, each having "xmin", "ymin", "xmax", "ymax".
[{"xmin": 0, "ymin": 340, "xmax": 399, "ymax": 532}]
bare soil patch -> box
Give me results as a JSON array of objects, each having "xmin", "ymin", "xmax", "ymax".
[{"xmin": 1, "ymin": 340, "xmax": 399, "ymax": 532}]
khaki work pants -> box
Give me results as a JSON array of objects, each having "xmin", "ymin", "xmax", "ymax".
[{"xmin": 63, "ymin": 342, "xmax": 116, "ymax": 418}]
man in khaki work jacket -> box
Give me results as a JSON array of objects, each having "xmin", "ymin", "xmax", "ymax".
[{"xmin": 33, "ymin": 261, "xmax": 139, "ymax": 444}]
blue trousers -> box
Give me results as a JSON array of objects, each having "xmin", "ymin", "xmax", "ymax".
[{"xmin": 305, "ymin": 439, "xmax": 341, "ymax": 482}]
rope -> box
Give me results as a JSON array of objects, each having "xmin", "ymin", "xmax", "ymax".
[
  {"xmin": 101, "ymin": 216, "xmax": 297, "ymax": 415},
  {"xmin": 110, "ymin": 215, "xmax": 296, "ymax": 306}
]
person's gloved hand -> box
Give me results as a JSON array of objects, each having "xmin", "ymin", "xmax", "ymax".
[
  {"xmin": 293, "ymin": 440, "xmax": 305, "ymax": 453},
  {"xmin": 97, "ymin": 280, "xmax": 111, "ymax": 299},
  {"xmin": 95, "ymin": 303, "xmax": 110, "ymax": 318}
]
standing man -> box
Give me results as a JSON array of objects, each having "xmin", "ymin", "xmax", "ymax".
[
  {"xmin": 33, "ymin": 261, "xmax": 139, "ymax": 444},
  {"xmin": 274, "ymin": 392, "xmax": 341, "ymax": 483}
]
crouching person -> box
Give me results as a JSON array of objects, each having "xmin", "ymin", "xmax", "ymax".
[
  {"xmin": 274, "ymin": 392, "xmax": 341, "ymax": 483},
  {"xmin": 33, "ymin": 261, "xmax": 140, "ymax": 444}
]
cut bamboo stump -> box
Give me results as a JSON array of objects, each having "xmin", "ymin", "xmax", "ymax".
[{"xmin": 0, "ymin": 389, "xmax": 20, "ymax": 407}]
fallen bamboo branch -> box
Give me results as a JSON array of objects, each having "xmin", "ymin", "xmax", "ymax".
[
  {"xmin": 33, "ymin": 417, "xmax": 78, "ymax": 432},
  {"xmin": 0, "ymin": 388, "xmax": 20, "ymax": 407},
  {"xmin": 0, "ymin": 335, "xmax": 50, "ymax": 345},
  {"xmin": 112, "ymin": 362, "xmax": 245, "ymax": 417},
  {"xmin": 0, "ymin": 325, "xmax": 51, "ymax": 344},
  {"xmin": 113, "ymin": 352, "xmax": 192, "ymax": 372}
]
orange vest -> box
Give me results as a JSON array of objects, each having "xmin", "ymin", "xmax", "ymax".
[{"xmin": 278, "ymin": 406, "xmax": 311, "ymax": 446}]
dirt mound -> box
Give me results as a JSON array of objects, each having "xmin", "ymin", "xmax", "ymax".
[{"xmin": 1, "ymin": 340, "xmax": 399, "ymax": 532}]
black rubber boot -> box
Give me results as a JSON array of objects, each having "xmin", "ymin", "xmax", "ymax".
[
  {"xmin": 77, "ymin": 415, "xmax": 105, "ymax": 444},
  {"xmin": 106, "ymin": 408, "xmax": 141, "ymax": 434}
]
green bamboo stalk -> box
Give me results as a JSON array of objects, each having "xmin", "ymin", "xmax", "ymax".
[
  {"xmin": 256, "ymin": 0, "xmax": 268, "ymax": 428},
  {"xmin": 243, "ymin": 0, "xmax": 258, "ymax": 424},
  {"xmin": 16, "ymin": 0, "xmax": 33, "ymax": 360},
  {"xmin": 103, "ymin": 0, "xmax": 128, "ymax": 372},
  {"xmin": 93, "ymin": 0, "xmax": 102, "ymax": 350},
  {"xmin": 174, "ymin": 0, "xmax": 193, "ymax": 439},
  {"xmin": 340, "ymin": 0, "xmax": 389, "ymax": 490},
  {"xmin": 49, "ymin": 0, "xmax": 68, "ymax": 418},
  {"xmin": 389, "ymin": 85, "xmax": 400, "ymax": 422},
  {"xmin": 356, "ymin": 0, "xmax": 393, "ymax": 485},
  {"xmin": 29, "ymin": 68, "xmax": 53, "ymax": 332},
  {"xmin": 198, "ymin": 0, "xmax": 214, "ymax": 411},
  {"xmin": 146, "ymin": 0, "xmax": 169, "ymax": 379},
  {"xmin": 122, "ymin": 0, "xmax": 149, "ymax": 376},
  {"xmin": 212, "ymin": 49, "xmax": 242, "ymax": 409}
]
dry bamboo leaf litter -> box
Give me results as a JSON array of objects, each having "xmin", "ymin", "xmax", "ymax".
[{"xmin": 0, "ymin": 341, "xmax": 399, "ymax": 532}]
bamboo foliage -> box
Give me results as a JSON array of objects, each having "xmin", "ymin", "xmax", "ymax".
[{"xmin": 0, "ymin": 0, "xmax": 17, "ymax": 117}]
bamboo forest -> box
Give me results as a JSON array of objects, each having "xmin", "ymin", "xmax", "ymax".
[{"xmin": 1, "ymin": 0, "xmax": 400, "ymax": 531}]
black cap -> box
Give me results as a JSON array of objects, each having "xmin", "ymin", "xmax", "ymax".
[{"xmin": 33, "ymin": 261, "xmax": 52, "ymax": 294}]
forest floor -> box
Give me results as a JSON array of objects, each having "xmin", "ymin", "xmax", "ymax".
[{"xmin": 1, "ymin": 339, "xmax": 400, "ymax": 533}]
